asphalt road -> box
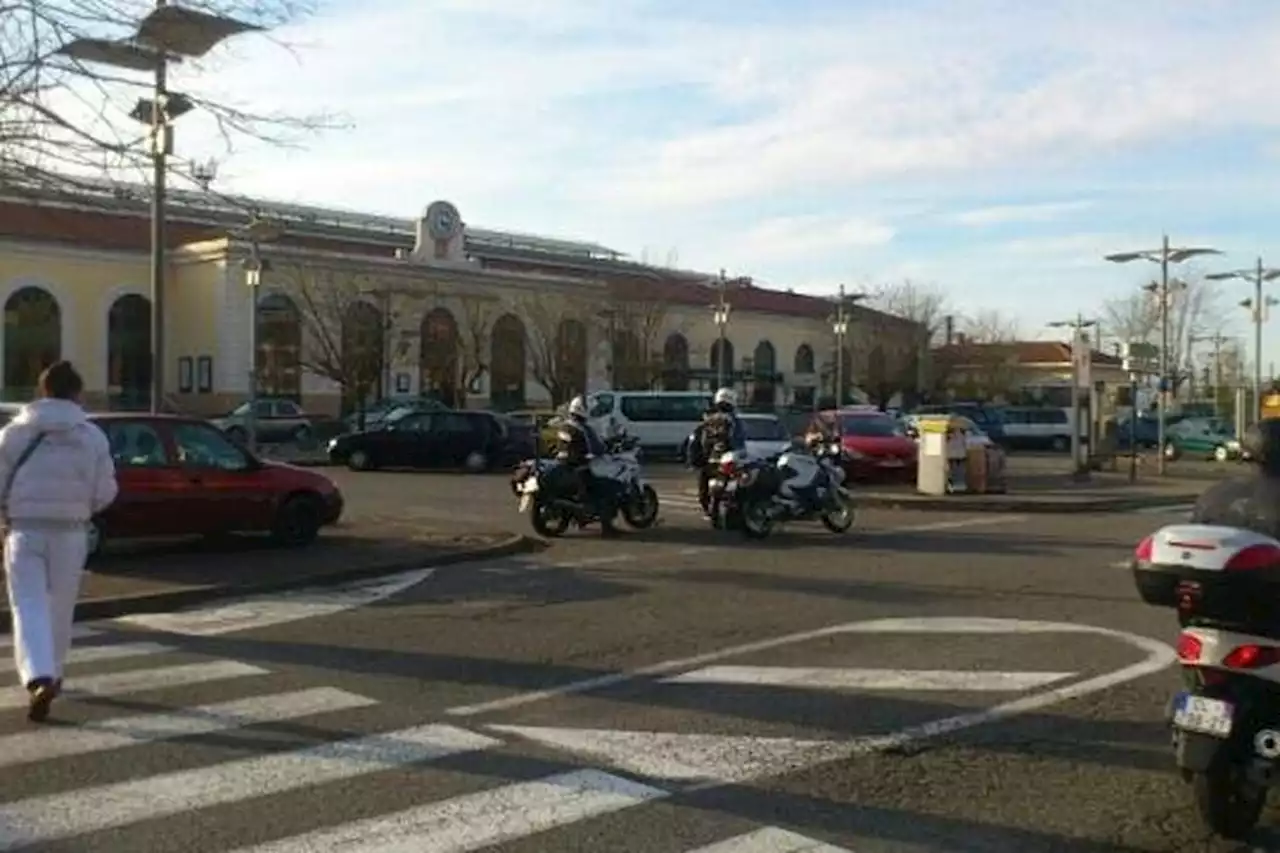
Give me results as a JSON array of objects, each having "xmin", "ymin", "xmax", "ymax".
[{"xmin": 6, "ymin": 491, "xmax": 1266, "ymax": 853}]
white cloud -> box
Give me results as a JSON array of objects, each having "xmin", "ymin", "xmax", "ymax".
[
  {"xmin": 730, "ymin": 215, "xmax": 896, "ymax": 263},
  {"xmin": 948, "ymin": 201, "xmax": 1094, "ymax": 227}
]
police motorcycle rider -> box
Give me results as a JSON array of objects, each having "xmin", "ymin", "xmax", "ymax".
[
  {"xmin": 556, "ymin": 395, "xmax": 621, "ymax": 537},
  {"xmin": 1190, "ymin": 417, "xmax": 1280, "ymax": 536},
  {"xmin": 688, "ymin": 387, "xmax": 747, "ymax": 516}
]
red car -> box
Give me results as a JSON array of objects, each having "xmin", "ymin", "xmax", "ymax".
[
  {"xmin": 809, "ymin": 407, "xmax": 918, "ymax": 482},
  {"xmin": 87, "ymin": 413, "xmax": 344, "ymax": 557}
]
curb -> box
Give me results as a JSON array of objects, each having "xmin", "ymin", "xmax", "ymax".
[
  {"xmin": 854, "ymin": 493, "xmax": 1201, "ymax": 514},
  {"xmin": 0, "ymin": 533, "xmax": 539, "ymax": 634}
]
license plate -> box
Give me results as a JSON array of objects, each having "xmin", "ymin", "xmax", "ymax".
[
  {"xmin": 518, "ymin": 495, "xmax": 532, "ymax": 513},
  {"xmin": 1172, "ymin": 692, "xmax": 1234, "ymax": 738}
]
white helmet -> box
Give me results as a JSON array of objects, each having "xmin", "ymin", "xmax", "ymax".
[
  {"xmin": 567, "ymin": 395, "xmax": 588, "ymax": 418},
  {"xmin": 713, "ymin": 387, "xmax": 736, "ymax": 406}
]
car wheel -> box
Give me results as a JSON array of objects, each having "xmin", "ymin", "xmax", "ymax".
[
  {"xmin": 1164, "ymin": 441, "xmax": 1180, "ymax": 461},
  {"xmin": 464, "ymin": 451, "xmax": 489, "ymax": 473},
  {"xmin": 1050, "ymin": 436, "xmax": 1067, "ymax": 452},
  {"xmin": 348, "ymin": 449, "xmax": 373, "ymax": 471},
  {"xmin": 270, "ymin": 495, "xmax": 322, "ymax": 547},
  {"xmin": 292, "ymin": 424, "xmax": 312, "ymax": 445}
]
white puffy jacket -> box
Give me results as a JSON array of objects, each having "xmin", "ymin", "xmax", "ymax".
[{"xmin": 0, "ymin": 399, "xmax": 118, "ymax": 525}]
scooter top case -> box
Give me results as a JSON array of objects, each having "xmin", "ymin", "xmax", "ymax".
[{"xmin": 1133, "ymin": 524, "xmax": 1280, "ymax": 633}]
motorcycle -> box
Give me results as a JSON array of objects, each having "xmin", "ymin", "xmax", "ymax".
[
  {"xmin": 712, "ymin": 438, "xmax": 855, "ymax": 540},
  {"xmin": 1132, "ymin": 523, "xmax": 1280, "ymax": 839},
  {"xmin": 510, "ymin": 432, "xmax": 660, "ymax": 537}
]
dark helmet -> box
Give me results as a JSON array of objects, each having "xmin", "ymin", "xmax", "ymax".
[{"xmin": 1242, "ymin": 418, "xmax": 1280, "ymax": 467}]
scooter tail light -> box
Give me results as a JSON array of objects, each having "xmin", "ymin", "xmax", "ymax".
[
  {"xmin": 1133, "ymin": 535, "xmax": 1154, "ymax": 563},
  {"xmin": 1222, "ymin": 644, "xmax": 1280, "ymax": 669},
  {"xmin": 1176, "ymin": 632, "xmax": 1203, "ymax": 663},
  {"xmin": 1224, "ymin": 544, "xmax": 1280, "ymax": 572},
  {"xmin": 718, "ymin": 458, "xmax": 736, "ymax": 477}
]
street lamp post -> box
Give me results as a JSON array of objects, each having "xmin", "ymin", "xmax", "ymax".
[
  {"xmin": 238, "ymin": 215, "xmax": 282, "ymax": 453},
  {"xmin": 711, "ymin": 269, "xmax": 731, "ymax": 389},
  {"xmin": 827, "ymin": 285, "xmax": 868, "ymax": 406},
  {"xmin": 1104, "ymin": 235, "xmax": 1222, "ymax": 475},
  {"xmin": 1189, "ymin": 332, "xmax": 1230, "ymax": 418},
  {"xmin": 1207, "ymin": 257, "xmax": 1280, "ymax": 423},
  {"xmin": 58, "ymin": 2, "xmax": 263, "ymax": 413},
  {"xmin": 1048, "ymin": 313, "xmax": 1098, "ymax": 478}
]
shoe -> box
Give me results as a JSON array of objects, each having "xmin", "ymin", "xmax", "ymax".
[{"xmin": 26, "ymin": 677, "xmax": 55, "ymax": 723}]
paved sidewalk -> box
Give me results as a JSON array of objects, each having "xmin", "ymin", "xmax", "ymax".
[
  {"xmin": 857, "ymin": 471, "xmax": 1205, "ymax": 512},
  {"xmin": 0, "ymin": 516, "xmax": 534, "ymax": 631}
]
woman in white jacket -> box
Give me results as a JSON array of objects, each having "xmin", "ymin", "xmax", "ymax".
[{"xmin": 0, "ymin": 361, "xmax": 118, "ymax": 722}]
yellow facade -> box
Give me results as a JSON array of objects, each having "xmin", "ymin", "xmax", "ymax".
[{"xmin": 0, "ymin": 233, "xmax": 922, "ymax": 415}]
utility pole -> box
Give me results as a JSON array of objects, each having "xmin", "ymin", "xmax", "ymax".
[
  {"xmin": 711, "ymin": 269, "xmax": 731, "ymax": 390},
  {"xmin": 1105, "ymin": 236, "xmax": 1222, "ymax": 475},
  {"xmin": 1048, "ymin": 313, "xmax": 1098, "ymax": 478},
  {"xmin": 1208, "ymin": 257, "xmax": 1280, "ymax": 423}
]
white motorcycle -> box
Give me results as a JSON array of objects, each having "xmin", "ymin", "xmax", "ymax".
[
  {"xmin": 712, "ymin": 438, "xmax": 854, "ymax": 539},
  {"xmin": 510, "ymin": 431, "xmax": 659, "ymax": 537},
  {"xmin": 1132, "ymin": 522, "xmax": 1280, "ymax": 839}
]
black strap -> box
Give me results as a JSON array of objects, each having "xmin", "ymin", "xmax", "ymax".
[{"xmin": 1, "ymin": 432, "xmax": 46, "ymax": 524}]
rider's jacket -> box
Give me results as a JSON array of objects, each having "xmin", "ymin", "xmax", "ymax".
[
  {"xmin": 557, "ymin": 417, "xmax": 606, "ymax": 466},
  {"xmin": 697, "ymin": 405, "xmax": 747, "ymax": 459}
]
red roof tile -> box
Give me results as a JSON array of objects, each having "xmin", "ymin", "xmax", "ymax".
[{"xmin": 933, "ymin": 340, "xmax": 1122, "ymax": 367}]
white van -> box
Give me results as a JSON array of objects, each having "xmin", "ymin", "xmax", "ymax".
[{"xmin": 585, "ymin": 390, "xmax": 711, "ymax": 458}]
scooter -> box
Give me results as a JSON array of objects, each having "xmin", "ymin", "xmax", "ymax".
[{"xmin": 1132, "ymin": 523, "xmax": 1280, "ymax": 839}]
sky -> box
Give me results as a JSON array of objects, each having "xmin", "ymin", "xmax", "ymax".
[{"xmin": 128, "ymin": 0, "xmax": 1280, "ymax": 364}]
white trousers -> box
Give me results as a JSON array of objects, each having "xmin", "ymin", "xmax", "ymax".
[{"xmin": 5, "ymin": 528, "xmax": 88, "ymax": 687}]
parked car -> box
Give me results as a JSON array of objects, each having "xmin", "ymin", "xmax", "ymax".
[
  {"xmin": 212, "ymin": 397, "xmax": 330, "ymax": 445},
  {"xmin": 809, "ymin": 406, "xmax": 918, "ymax": 482},
  {"xmin": 999, "ymin": 406, "xmax": 1074, "ymax": 451},
  {"xmin": 1163, "ymin": 417, "xmax": 1241, "ymax": 462},
  {"xmin": 343, "ymin": 396, "xmax": 451, "ymax": 432},
  {"xmin": 1115, "ymin": 416, "xmax": 1162, "ymax": 451},
  {"xmin": 740, "ymin": 413, "xmax": 793, "ymax": 458},
  {"xmin": 914, "ymin": 402, "xmax": 1008, "ymax": 447},
  {"xmin": 327, "ymin": 409, "xmax": 524, "ymax": 472},
  {"xmin": 89, "ymin": 413, "xmax": 343, "ymax": 557}
]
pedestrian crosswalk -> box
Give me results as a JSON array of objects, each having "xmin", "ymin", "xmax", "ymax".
[{"xmin": 0, "ymin": 628, "xmax": 868, "ymax": 852}]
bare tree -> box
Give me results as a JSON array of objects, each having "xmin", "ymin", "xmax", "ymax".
[
  {"xmin": 517, "ymin": 291, "xmax": 592, "ymax": 405},
  {"xmin": 1, "ymin": 0, "xmax": 339, "ymax": 193},
  {"xmin": 1101, "ymin": 275, "xmax": 1223, "ymax": 394},
  {"xmin": 869, "ymin": 279, "xmax": 949, "ymax": 343},
  {"xmin": 455, "ymin": 292, "xmax": 496, "ymax": 408},
  {"xmin": 603, "ymin": 285, "xmax": 678, "ymax": 390},
  {"xmin": 272, "ymin": 262, "xmax": 415, "ymax": 416},
  {"xmin": 932, "ymin": 310, "xmax": 1020, "ymax": 399}
]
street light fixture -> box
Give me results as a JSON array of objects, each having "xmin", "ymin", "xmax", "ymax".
[
  {"xmin": 1048, "ymin": 313, "xmax": 1099, "ymax": 478},
  {"xmin": 58, "ymin": 1, "xmax": 263, "ymax": 413},
  {"xmin": 1206, "ymin": 257, "xmax": 1280, "ymax": 423},
  {"xmin": 238, "ymin": 215, "xmax": 283, "ymax": 453},
  {"xmin": 711, "ymin": 269, "xmax": 732, "ymax": 389},
  {"xmin": 1104, "ymin": 235, "xmax": 1222, "ymax": 474}
]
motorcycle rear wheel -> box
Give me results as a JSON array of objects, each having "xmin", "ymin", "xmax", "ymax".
[
  {"xmin": 740, "ymin": 500, "xmax": 773, "ymax": 540},
  {"xmin": 820, "ymin": 492, "xmax": 856, "ymax": 533},
  {"xmin": 530, "ymin": 496, "xmax": 571, "ymax": 537},
  {"xmin": 1192, "ymin": 764, "xmax": 1265, "ymax": 840}
]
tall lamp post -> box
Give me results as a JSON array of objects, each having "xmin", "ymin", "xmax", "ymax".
[
  {"xmin": 828, "ymin": 285, "xmax": 868, "ymax": 406},
  {"xmin": 239, "ymin": 215, "xmax": 282, "ymax": 453},
  {"xmin": 1104, "ymin": 235, "xmax": 1222, "ymax": 475},
  {"xmin": 59, "ymin": 2, "xmax": 263, "ymax": 413},
  {"xmin": 1207, "ymin": 257, "xmax": 1280, "ymax": 423},
  {"xmin": 1048, "ymin": 313, "xmax": 1098, "ymax": 478},
  {"xmin": 711, "ymin": 269, "xmax": 732, "ymax": 389}
]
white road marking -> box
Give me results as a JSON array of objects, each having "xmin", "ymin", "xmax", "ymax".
[
  {"xmin": 1129, "ymin": 503, "xmax": 1195, "ymax": 515},
  {"xmin": 0, "ymin": 641, "xmax": 174, "ymax": 675},
  {"xmin": 109, "ymin": 567, "xmax": 435, "ymax": 636},
  {"xmin": 1109, "ymin": 559, "xmax": 1132, "ymax": 569},
  {"xmin": 663, "ymin": 665, "xmax": 1074, "ymax": 692},
  {"xmin": 0, "ymin": 724, "xmax": 501, "ymax": 850},
  {"xmin": 224, "ymin": 769, "xmax": 666, "ymax": 853},
  {"xmin": 0, "ymin": 687, "xmax": 376, "ymax": 769},
  {"xmin": 686, "ymin": 827, "xmax": 853, "ymax": 852},
  {"xmin": 0, "ymin": 661, "xmax": 266, "ymax": 709},
  {"xmin": 488, "ymin": 726, "xmax": 849, "ymax": 784}
]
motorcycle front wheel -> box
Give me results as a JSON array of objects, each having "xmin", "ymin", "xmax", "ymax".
[
  {"xmin": 740, "ymin": 499, "xmax": 773, "ymax": 540},
  {"xmin": 820, "ymin": 490, "xmax": 856, "ymax": 533},
  {"xmin": 1193, "ymin": 764, "xmax": 1265, "ymax": 840},
  {"xmin": 622, "ymin": 485, "xmax": 660, "ymax": 529},
  {"xmin": 530, "ymin": 496, "xmax": 572, "ymax": 537}
]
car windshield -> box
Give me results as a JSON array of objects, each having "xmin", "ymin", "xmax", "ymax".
[
  {"xmin": 742, "ymin": 418, "xmax": 787, "ymax": 440},
  {"xmin": 839, "ymin": 415, "xmax": 902, "ymax": 437}
]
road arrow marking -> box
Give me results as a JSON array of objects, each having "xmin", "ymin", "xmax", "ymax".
[{"xmin": 687, "ymin": 827, "xmax": 853, "ymax": 852}]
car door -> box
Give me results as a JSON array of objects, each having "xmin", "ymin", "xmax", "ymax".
[
  {"xmin": 168, "ymin": 420, "xmax": 264, "ymax": 533},
  {"xmin": 375, "ymin": 413, "xmax": 432, "ymax": 467},
  {"xmin": 426, "ymin": 412, "xmax": 477, "ymax": 468},
  {"xmin": 272, "ymin": 399, "xmax": 309, "ymax": 442},
  {"xmin": 94, "ymin": 419, "xmax": 189, "ymax": 539}
]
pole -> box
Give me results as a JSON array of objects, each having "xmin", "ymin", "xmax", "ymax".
[
  {"xmin": 1213, "ymin": 335, "xmax": 1223, "ymax": 419},
  {"xmin": 1256, "ymin": 256, "xmax": 1265, "ymax": 423},
  {"xmin": 1157, "ymin": 234, "xmax": 1169, "ymax": 476},
  {"xmin": 715, "ymin": 270, "xmax": 726, "ymax": 390},
  {"xmin": 834, "ymin": 284, "xmax": 846, "ymax": 407},
  {"xmin": 149, "ymin": 0, "xmax": 169, "ymax": 413},
  {"xmin": 1128, "ymin": 373, "xmax": 1137, "ymax": 483},
  {"xmin": 245, "ymin": 244, "xmax": 259, "ymax": 453},
  {"xmin": 1070, "ymin": 314, "xmax": 1082, "ymax": 476}
]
